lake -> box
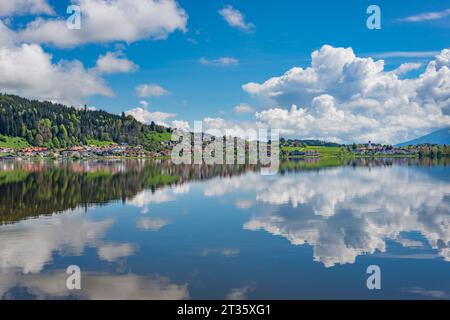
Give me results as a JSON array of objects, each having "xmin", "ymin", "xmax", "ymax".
[{"xmin": 0, "ymin": 158, "xmax": 449, "ymax": 300}]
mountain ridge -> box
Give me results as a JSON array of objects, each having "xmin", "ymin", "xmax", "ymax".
[{"xmin": 396, "ymin": 128, "xmax": 450, "ymax": 147}]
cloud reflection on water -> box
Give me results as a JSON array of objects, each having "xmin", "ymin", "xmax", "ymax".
[
  {"xmin": 0, "ymin": 209, "xmax": 187, "ymax": 299},
  {"xmin": 201, "ymin": 166, "xmax": 450, "ymax": 267}
]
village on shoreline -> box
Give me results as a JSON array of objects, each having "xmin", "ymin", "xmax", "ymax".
[
  {"xmin": 0, "ymin": 143, "xmax": 172, "ymax": 159},
  {"xmin": 281, "ymin": 141, "xmax": 421, "ymax": 158},
  {"xmin": 0, "ymin": 139, "xmax": 447, "ymax": 160}
]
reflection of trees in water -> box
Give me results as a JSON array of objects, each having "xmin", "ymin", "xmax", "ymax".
[
  {"xmin": 0, "ymin": 158, "xmax": 448, "ymax": 224},
  {"xmin": 279, "ymin": 157, "xmax": 449, "ymax": 173},
  {"xmin": 346, "ymin": 157, "xmax": 449, "ymax": 168},
  {"xmin": 0, "ymin": 160, "xmax": 260, "ymax": 224}
]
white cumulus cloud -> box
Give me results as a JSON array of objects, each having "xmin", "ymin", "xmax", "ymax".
[
  {"xmin": 397, "ymin": 9, "xmax": 450, "ymax": 23},
  {"xmin": 199, "ymin": 56, "xmax": 238, "ymax": 66},
  {"xmin": 171, "ymin": 120, "xmax": 190, "ymax": 131},
  {"xmin": 234, "ymin": 103, "xmax": 254, "ymax": 114},
  {"xmin": 0, "ymin": 0, "xmax": 54, "ymax": 16},
  {"xmin": 0, "ymin": 26, "xmax": 113, "ymax": 106},
  {"xmin": 18, "ymin": 0, "xmax": 188, "ymax": 47},
  {"xmin": 243, "ymin": 45, "xmax": 450, "ymax": 144},
  {"xmin": 94, "ymin": 51, "xmax": 138, "ymax": 74},
  {"xmin": 125, "ymin": 107, "xmax": 176, "ymax": 127},
  {"xmin": 139, "ymin": 100, "xmax": 149, "ymax": 108},
  {"xmin": 135, "ymin": 83, "xmax": 170, "ymax": 97},
  {"xmin": 219, "ymin": 5, "xmax": 255, "ymax": 33}
]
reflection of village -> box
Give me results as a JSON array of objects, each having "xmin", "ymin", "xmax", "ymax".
[
  {"xmin": 1, "ymin": 157, "xmax": 446, "ymax": 174},
  {"xmin": 0, "ymin": 158, "xmax": 261, "ymax": 180},
  {"xmin": 0, "ymin": 158, "xmax": 137, "ymax": 175},
  {"xmin": 0, "ymin": 157, "xmax": 448, "ymax": 225},
  {"xmin": 293, "ymin": 156, "xmax": 448, "ymax": 167},
  {"xmin": 0, "ymin": 159, "xmax": 262, "ymax": 224}
]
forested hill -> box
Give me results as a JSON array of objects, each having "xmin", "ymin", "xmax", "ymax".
[{"xmin": 0, "ymin": 94, "xmax": 171, "ymax": 150}]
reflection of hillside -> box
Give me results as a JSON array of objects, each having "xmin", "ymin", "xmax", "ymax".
[
  {"xmin": 0, "ymin": 160, "xmax": 259, "ymax": 224},
  {"xmin": 279, "ymin": 157, "xmax": 449, "ymax": 173}
]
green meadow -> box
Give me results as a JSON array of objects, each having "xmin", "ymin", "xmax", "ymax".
[
  {"xmin": 281, "ymin": 145, "xmax": 351, "ymax": 157},
  {"xmin": 0, "ymin": 134, "xmax": 30, "ymax": 149}
]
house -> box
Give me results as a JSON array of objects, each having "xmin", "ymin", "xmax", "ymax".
[
  {"xmin": 19, "ymin": 147, "xmax": 49, "ymax": 157},
  {"xmin": 21, "ymin": 147, "xmax": 48, "ymax": 153},
  {"xmin": 304, "ymin": 150, "xmax": 320, "ymax": 157},
  {"xmin": 61, "ymin": 150, "xmax": 81, "ymax": 158},
  {"xmin": 289, "ymin": 150, "xmax": 305, "ymax": 157},
  {"xmin": 289, "ymin": 149, "xmax": 321, "ymax": 157},
  {"xmin": 68, "ymin": 146, "xmax": 84, "ymax": 152},
  {"xmin": 80, "ymin": 151, "xmax": 94, "ymax": 158},
  {"xmin": 0, "ymin": 148, "xmax": 14, "ymax": 153}
]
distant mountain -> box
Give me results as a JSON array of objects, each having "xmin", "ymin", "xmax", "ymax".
[{"xmin": 396, "ymin": 128, "xmax": 450, "ymax": 146}]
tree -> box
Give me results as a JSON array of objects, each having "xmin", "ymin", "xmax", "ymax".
[
  {"xmin": 21, "ymin": 123, "xmax": 27, "ymax": 137},
  {"xmin": 34, "ymin": 134, "xmax": 44, "ymax": 146},
  {"xmin": 58, "ymin": 124, "xmax": 69, "ymax": 146},
  {"xmin": 38, "ymin": 119, "xmax": 52, "ymax": 144},
  {"xmin": 52, "ymin": 137, "xmax": 60, "ymax": 148},
  {"xmin": 26, "ymin": 131, "xmax": 34, "ymax": 144}
]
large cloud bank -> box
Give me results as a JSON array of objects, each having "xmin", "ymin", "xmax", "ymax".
[
  {"xmin": 0, "ymin": 0, "xmax": 187, "ymax": 106},
  {"xmin": 244, "ymin": 45, "xmax": 450, "ymax": 144}
]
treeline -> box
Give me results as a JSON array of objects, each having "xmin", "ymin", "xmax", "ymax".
[
  {"xmin": 0, "ymin": 94, "xmax": 171, "ymax": 150},
  {"xmin": 0, "ymin": 161, "xmax": 259, "ymax": 223},
  {"xmin": 280, "ymin": 138, "xmax": 341, "ymax": 147},
  {"xmin": 417, "ymin": 145, "xmax": 450, "ymax": 158}
]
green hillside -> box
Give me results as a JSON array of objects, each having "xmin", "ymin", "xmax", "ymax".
[
  {"xmin": 0, "ymin": 93, "xmax": 171, "ymax": 151},
  {"xmin": 0, "ymin": 134, "xmax": 30, "ymax": 149}
]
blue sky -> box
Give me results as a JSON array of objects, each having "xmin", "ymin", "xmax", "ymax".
[{"xmin": 1, "ymin": 0, "xmax": 449, "ymax": 143}]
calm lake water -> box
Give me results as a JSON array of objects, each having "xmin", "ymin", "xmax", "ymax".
[{"xmin": 0, "ymin": 158, "xmax": 449, "ymax": 300}]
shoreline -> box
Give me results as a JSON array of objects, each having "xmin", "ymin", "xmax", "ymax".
[
  {"xmin": 0, "ymin": 154, "xmax": 171, "ymax": 161},
  {"xmin": 1, "ymin": 154, "xmax": 447, "ymax": 162}
]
